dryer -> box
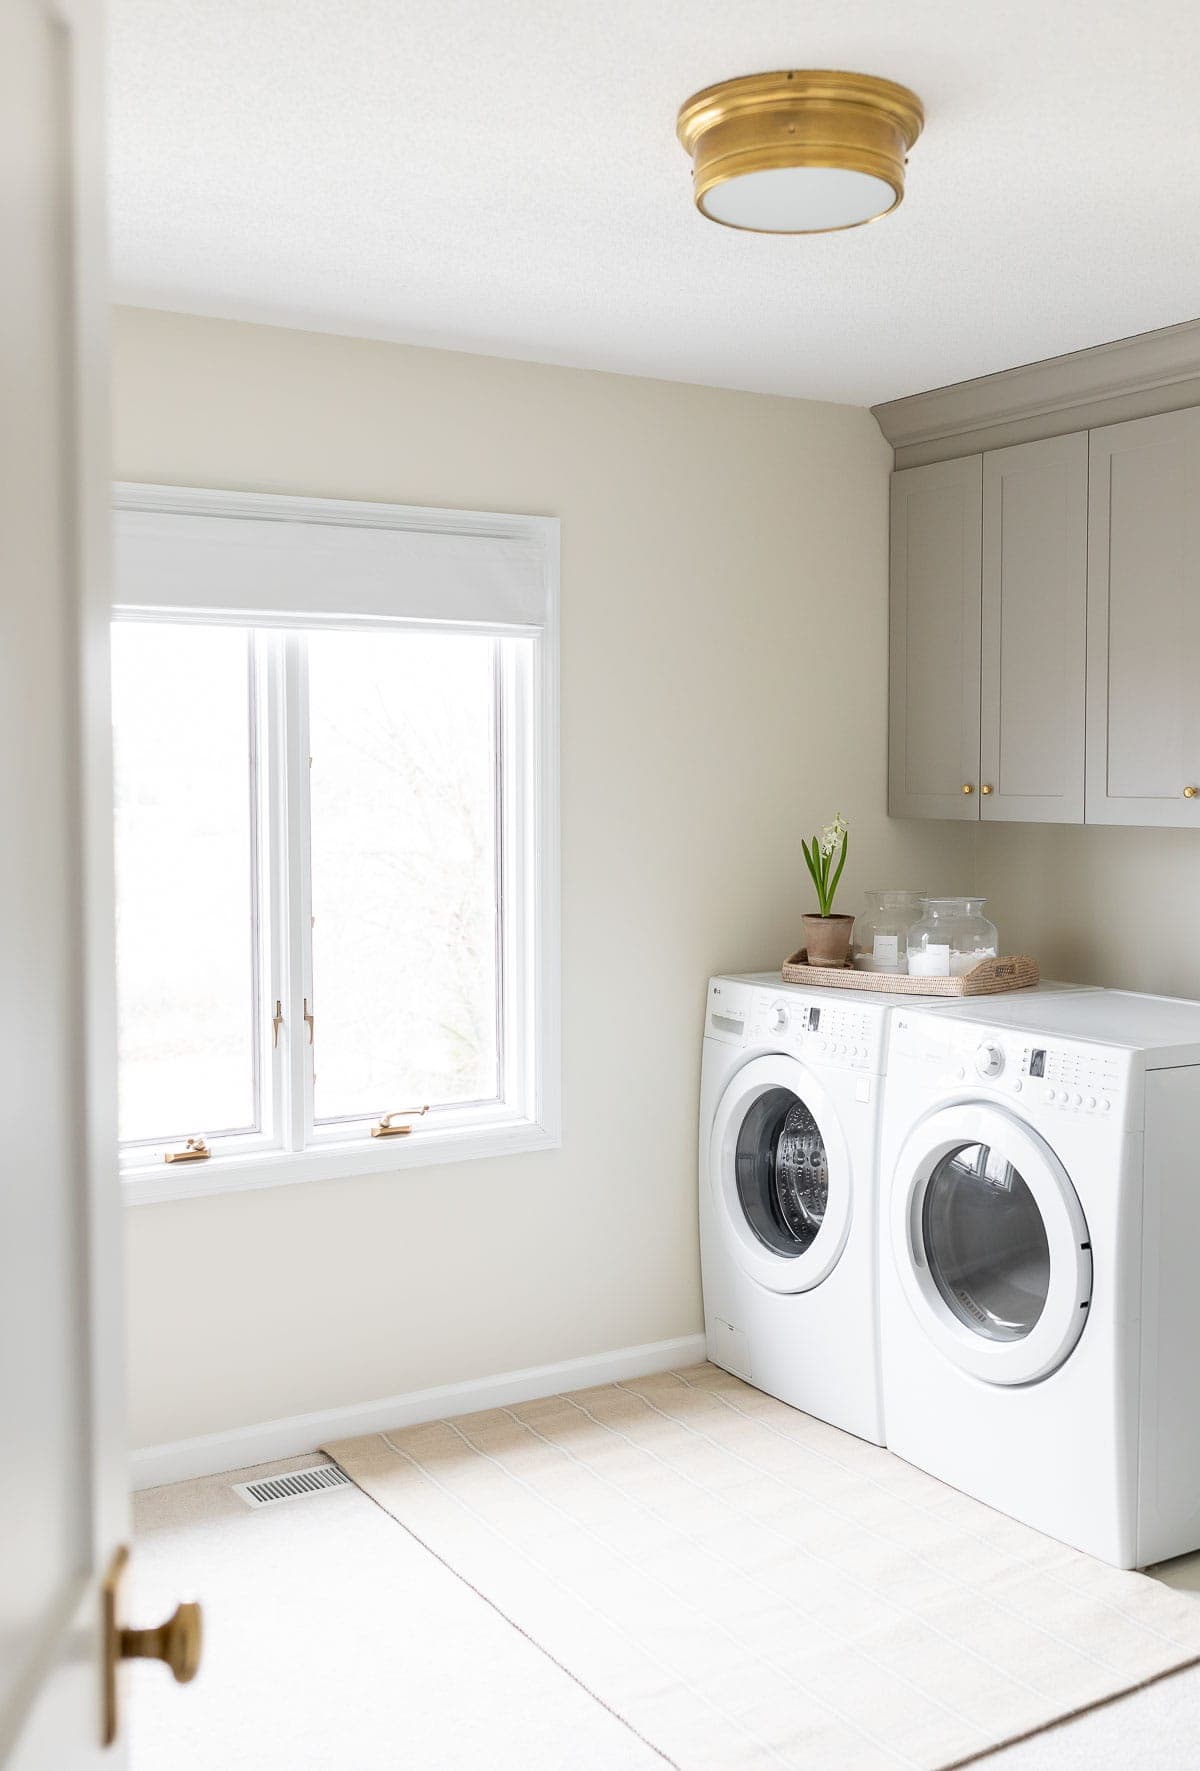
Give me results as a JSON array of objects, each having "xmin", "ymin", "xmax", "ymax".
[
  {"xmin": 879, "ymin": 989, "xmax": 1200, "ymax": 1568},
  {"xmin": 699, "ymin": 973, "xmax": 906, "ymax": 1445}
]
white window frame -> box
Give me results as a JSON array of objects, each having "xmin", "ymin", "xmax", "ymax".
[{"xmin": 113, "ymin": 483, "xmax": 560, "ymax": 1205}]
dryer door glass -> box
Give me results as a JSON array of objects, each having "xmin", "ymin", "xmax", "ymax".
[
  {"xmin": 922, "ymin": 1143, "xmax": 1051, "ymax": 1340},
  {"xmin": 735, "ymin": 1087, "xmax": 828, "ymax": 1258}
]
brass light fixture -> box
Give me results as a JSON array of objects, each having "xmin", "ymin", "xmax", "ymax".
[{"xmin": 676, "ymin": 69, "xmax": 924, "ymax": 235}]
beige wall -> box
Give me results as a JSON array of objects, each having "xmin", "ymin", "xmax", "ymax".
[
  {"xmin": 114, "ymin": 307, "xmax": 971, "ymax": 1449},
  {"xmin": 972, "ymin": 824, "xmax": 1200, "ymax": 998}
]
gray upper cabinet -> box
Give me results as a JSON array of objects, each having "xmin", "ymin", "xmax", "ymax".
[
  {"xmin": 980, "ymin": 434, "xmax": 1088, "ymax": 823},
  {"xmin": 888, "ymin": 455, "xmax": 982, "ymax": 819},
  {"xmin": 1086, "ymin": 408, "xmax": 1200, "ymax": 827}
]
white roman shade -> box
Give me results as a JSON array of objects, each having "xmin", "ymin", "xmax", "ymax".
[{"xmin": 113, "ymin": 484, "xmax": 557, "ymax": 632}]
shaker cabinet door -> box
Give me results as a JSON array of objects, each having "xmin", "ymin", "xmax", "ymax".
[
  {"xmin": 1086, "ymin": 408, "xmax": 1200, "ymax": 827},
  {"xmin": 888, "ymin": 455, "xmax": 983, "ymax": 819},
  {"xmin": 980, "ymin": 433, "xmax": 1088, "ymax": 823}
]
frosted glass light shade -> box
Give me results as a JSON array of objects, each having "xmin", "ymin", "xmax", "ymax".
[
  {"xmin": 700, "ymin": 165, "xmax": 899, "ymax": 233},
  {"xmin": 677, "ymin": 70, "xmax": 924, "ymax": 237}
]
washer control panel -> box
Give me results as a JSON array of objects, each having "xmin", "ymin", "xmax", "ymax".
[
  {"xmin": 890, "ymin": 1014, "xmax": 1132, "ymax": 1118},
  {"xmin": 749, "ymin": 991, "xmax": 884, "ymax": 1072}
]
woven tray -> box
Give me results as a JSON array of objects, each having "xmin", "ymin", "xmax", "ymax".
[{"xmin": 781, "ymin": 951, "xmax": 1040, "ymax": 997}]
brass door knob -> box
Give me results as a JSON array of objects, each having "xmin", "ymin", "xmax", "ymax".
[
  {"xmin": 961, "ymin": 783, "xmax": 974, "ymax": 795},
  {"xmin": 103, "ymin": 1544, "xmax": 203, "ymax": 1745},
  {"xmin": 980, "ymin": 784, "xmax": 994, "ymax": 795},
  {"xmin": 1185, "ymin": 786, "xmax": 1198, "ymax": 799},
  {"xmin": 121, "ymin": 1602, "xmax": 204, "ymax": 1684}
]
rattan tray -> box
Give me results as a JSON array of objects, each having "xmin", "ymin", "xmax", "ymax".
[{"xmin": 781, "ymin": 951, "xmax": 1040, "ymax": 997}]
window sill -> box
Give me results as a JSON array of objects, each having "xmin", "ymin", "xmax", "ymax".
[{"xmin": 120, "ymin": 1114, "xmax": 560, "ymax": 1206}]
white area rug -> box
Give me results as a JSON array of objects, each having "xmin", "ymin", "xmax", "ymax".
[{"xmin": 325, "ymin": 1364, "xmax": 1200, "ymax": 1771}]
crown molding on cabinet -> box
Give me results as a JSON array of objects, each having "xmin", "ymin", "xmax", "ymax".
[{"xmin": 873, "ymin": 318, "xmax": 1200, "ymax": 468}]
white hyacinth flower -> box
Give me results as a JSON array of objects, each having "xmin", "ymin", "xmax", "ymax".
[{"xmin": 820, "ymin": 812, "xmax": 848, "ymax": 857}]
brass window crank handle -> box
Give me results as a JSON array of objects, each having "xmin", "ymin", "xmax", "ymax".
[
  {"xmin": 164, "ymin": 1135, "xmax": 210, "ymax": 1165},
  {"xmin": 372, "ymin": 1104, "xmax": 431, "ymax": 1138}
]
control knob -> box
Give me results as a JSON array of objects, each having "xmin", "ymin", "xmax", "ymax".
[
  {"xmin": 975, "ymin": 1042, "xmax": 1005, "ymax": 1078},
  {"xmin": 769, "ymin": 1003, "xmax": 790, "ymax": 1033}
]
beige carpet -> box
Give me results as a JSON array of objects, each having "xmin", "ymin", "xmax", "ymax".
[{"xmin": 324, "ymin": 1364, "xmax": 1200, "ymax": 1771}]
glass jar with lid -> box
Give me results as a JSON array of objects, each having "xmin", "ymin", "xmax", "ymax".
[
  {"xmin": 852, "ymin": 890, "xmax": 926, "ymax": 973},
  {"xmin": 907, "ymin": 897, "xmax": 999, "ymax": 979}
]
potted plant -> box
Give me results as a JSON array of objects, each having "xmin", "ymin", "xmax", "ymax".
[{"xmin": 801, "ymin": 813, "xmax": 853, "ymax": 967}]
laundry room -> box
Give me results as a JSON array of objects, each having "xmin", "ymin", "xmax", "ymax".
[{"xmin": 7, "ymin": 5, "xmax": 1200, "ymax": 1771}]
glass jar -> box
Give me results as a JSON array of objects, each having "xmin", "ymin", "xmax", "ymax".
[
  {"xmin": 907, "ymin": 897, "xmax": 999, "ymax": 979},
  {"xmin": 852, "ymin": 890, "xmax": 926, "ymax": 973}
]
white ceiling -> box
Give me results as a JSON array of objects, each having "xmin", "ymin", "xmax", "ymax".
[{"xmin": 109, "ymin": 0, "xmax": 1200, "ymax": 406}]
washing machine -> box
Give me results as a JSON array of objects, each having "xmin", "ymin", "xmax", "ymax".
[
  {"xmin": 699, "ymin": 972, "xmax": 910, "ymax": 1445},
  {"xmin": 879, "ymin": 988, "xmax": 1200, "ymax": 1568}
]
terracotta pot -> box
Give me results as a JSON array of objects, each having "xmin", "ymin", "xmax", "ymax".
[{"xmin": 802, "ymin": 913, "xmax": 855, "ymax": 968}]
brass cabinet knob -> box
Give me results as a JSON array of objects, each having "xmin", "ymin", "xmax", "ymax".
[
  {"xmin": 980, "ymin": 784, "xmax": 994, "ymax": 795},
  {"xmin": 961, "ymin": 783, "xmax": 974, "ymax": 795},
  {"xmin": 103, "ymin": 1545, "xmax": 203, "ymax": 1746},
  {"xmin": 1185, "ymin": 786, "xmax": 1198, "ymax": 799}
]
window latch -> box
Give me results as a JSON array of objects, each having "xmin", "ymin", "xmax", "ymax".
[
  {"xmin": 371, "ymin": 1105, "xmax": 430, "ymax": 1139},
  {"xmin": 303, "ymin": 997, "xmax": 315, "ymax": 1044},
  {"xmin": 272, "ymin": 1000, "xmax": 284, "ymax": 1047},
  {"xmin": 164, "ymin": 1136, "xmax": 211, "ymax": 1165}
]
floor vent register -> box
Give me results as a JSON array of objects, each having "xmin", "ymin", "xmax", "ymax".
[{"xmin": 232, "ymin": 1462, "xmax": 351, "ymax": 1508}]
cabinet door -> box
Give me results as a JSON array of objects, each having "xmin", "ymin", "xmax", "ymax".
[
  {"xmin": 889, "ymin": 456, "xmax": 982, "ymax": 819},
  {"xmin": 1087, "ymin": 408, "xmax": 1200, "ymax": 826},
  {"xmin": 980, "ymin": 433, "xmax": 1088, "ymax": 823}
]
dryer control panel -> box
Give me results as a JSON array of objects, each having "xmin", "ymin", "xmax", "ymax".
[
  {"xmin": 1021, "ymin": 1041, "xmax": 1125, "ymax": 1116},
  {"xmin": 890, "ymin": 1013, "xmax": 1134, "ymax": 1119},
  {"xmin": 748, "ymin": 991, "xmax": 886, "ymax": 1074}
]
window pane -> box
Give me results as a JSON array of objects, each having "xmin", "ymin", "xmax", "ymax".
[
  {"xmin": 307, "ymin": 629, "xmax": 499, "ymax": 1121},
  {"xmin": 111, "ymin": 622, "xmax": 258, "ymax": 1143}
]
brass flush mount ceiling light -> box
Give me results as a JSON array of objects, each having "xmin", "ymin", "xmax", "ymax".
[{"xmin": 676, "ymin": 69, "xmax": 924, "ymax": 234}]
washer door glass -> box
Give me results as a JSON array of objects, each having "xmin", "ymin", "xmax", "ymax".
[
  {"xmin": 735, "ymin": 1086, "xmax": 828, "ymax": 1258},
  {"xmin": 922, "ymin": 1142, "xmax": 1050, "ymax": 1341}
]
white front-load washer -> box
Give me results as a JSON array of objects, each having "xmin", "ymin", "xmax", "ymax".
[
  {"xmin": 699, "ymin": 972, "xmax": 908, "ymax": 1445},
  {"xmin": 879, "ymin": 988, "xmax": 1200, "ymax": 1568}
]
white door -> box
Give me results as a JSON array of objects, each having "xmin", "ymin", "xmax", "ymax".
[
  {"xmin": 708, "ymin": 1054, "xmax": 853, "ymax": 1293},
  {"xmin": 2, "ymin": 2, "xmax": 192, "ymax": 1764},
  {"xmin": 888, "ymin": 454, "xmax": 983, "ymax": 819},
  {"xmin": 980, "ymin": 432, "xmax": 1088, "ymax": 823},
  {"xmin": 1086, "ymin": 407, "xmax": 1200, "ymax": 827},
  {"xmin": 889, "ymin": 1103, "xmax": 1092, "ymax": 1386}
]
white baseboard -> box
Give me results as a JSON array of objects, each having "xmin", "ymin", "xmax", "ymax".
[{"xmin": 129, "ymin": 1332, "xmax": 708, "ymax": 1491}]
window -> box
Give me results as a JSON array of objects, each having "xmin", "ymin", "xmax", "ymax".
[{"xmin": 112, "ymin": 485, "xmax": 559, "ymax": 1202}]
